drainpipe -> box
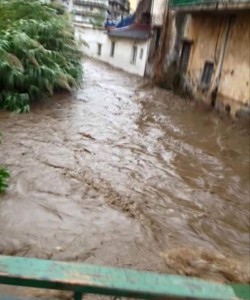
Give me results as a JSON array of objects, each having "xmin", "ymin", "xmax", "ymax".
[
  {"xmin": 153, "ymin": 3, "xmax": 169, "ymax": 81},
  {"xmin": 212, "ymin": 15, "xmax": 234, "ymax": 106}
]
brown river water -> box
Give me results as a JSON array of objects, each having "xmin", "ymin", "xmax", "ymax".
[{"xmin": 0, "ymin": 60, "xmax": 249, "ymax": 298}]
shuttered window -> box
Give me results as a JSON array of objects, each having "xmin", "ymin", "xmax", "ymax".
[
  {"xmin": 179, "ymin": 41, "xmax": 192, "ymax": 73},
  {"xmin": 201, "ymin": 61, "xmax": 214, "ymax": 86},
  {"xmin": 131, "ymin": 45, "xmax": 138, "ymax": 64},
  {"xmin": 140, "ymin": 48, "xmax": 143, "ymax": 59},
  {"xmin": 97, "ymin": 43, "xmax": 102, "ymax": 56},
  {"xmin": 110, "ymin": 41, "xmax": 115, "ymax": 57}
]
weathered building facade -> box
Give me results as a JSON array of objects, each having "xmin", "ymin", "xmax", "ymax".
[{"xmin": 157, "ymin": 0, "xmax": 250, "ymax": 119}]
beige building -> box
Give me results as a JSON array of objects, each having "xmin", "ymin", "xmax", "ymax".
[{"xmin": 157, "ymin": 0, "xmax": 250, "ymax": 120}]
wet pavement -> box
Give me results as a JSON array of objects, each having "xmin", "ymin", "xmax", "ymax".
[{"xmin": 0, "ymin": 59, "xmax": 249, "ymax": 297}]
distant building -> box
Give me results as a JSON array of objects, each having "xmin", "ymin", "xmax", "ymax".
[
  {"xmin": 71, "ymin": 0, "xmax": 129, "ymax": 26},
  {"xmin": 108, "ymin": 0, "xmax": 130, "ymax": 21},
  {"xmin": 156, "ymin": 0, "xmax": 250, "ymax": 119},
  {"xmin": 75, "ymin": 0, "xmax": 166, "ymax": 76},
  {"xmin": 72, "ymin": 0, "xmax": 109, "ymax": 26}
]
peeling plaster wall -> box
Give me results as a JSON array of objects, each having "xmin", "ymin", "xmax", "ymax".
[
  {"xmin": 183, "ymin": 14, "xmax": 226, "ymax": 99},
  {"xmin": 218, "ymin": 13, "xmax": 250, "ymax": 114},
  {"xmin": 183, "ymin": 12, "xmax": 250, "ymax": 116}
]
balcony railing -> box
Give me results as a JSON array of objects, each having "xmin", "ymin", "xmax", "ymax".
[{"xmin": 170, "ymin": 0, "xmax": 250, "ymax": 9}]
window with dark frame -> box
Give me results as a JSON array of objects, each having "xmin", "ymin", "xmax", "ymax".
[
  {"xmin": 110, "ymin": 41, "xmax": 115, "ymax": 57},
  {"xmin": 179, "ymin": 41, "xmax": 192, "ymax": 73},
  {"xmin": 97, "ymin": 43, "xmax": 102, "ymax": 56},
  {"xmin": 201, "ymin": 61, "xmax": 214, "ymax": 86},
  {"xmin": 131, "ymin": 45, "xmax": 138, "ymax": 64}
]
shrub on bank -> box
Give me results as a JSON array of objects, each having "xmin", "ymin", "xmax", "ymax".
[
  {"xmin": 0, "ymin": 134, "xmax": 9, "ymax": 193},
  {"xmin": 0, "ymin": 0, "xmax": 83, "ymax": 113},
  {"xmin": 0, "ymin": 167, "xmax": 10, "ymax": 193}
]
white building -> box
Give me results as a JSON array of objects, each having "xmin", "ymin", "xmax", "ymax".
[{"xmin": 75, "ymin": 25, "xmax": 150, "ymax": 76}]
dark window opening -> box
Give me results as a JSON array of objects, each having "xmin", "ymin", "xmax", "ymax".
[
  {"xmin": 211, "ymin": 87, "xmax": 218, "ymax": 107},
  {"xmin": 201, "ymin": 61, "xmax": 214, "ymax": 86},
  {"xmin": 131, "ymin": 45, "xmax": 137, "ymax": 64},
  {"xmin": 225, "ymin": 104, "xmax": 231, "ymax": 114},
  {"xmin": 179, "ymin": 41, "xmax": 192, "ymax": 73},
  {"xmin": 97, "ymin": 43, "xmax": 102, "ymax": 56},
  {"xmin": 110, "ymin": 41, "xmax": 115, "ymax": 57},
  {"xmin": 155, "ymin": 27, "xmax": 161, "ymax": 52},
  {"xmin": 141, "ymin": 11, "xmax": 151, "ymax": 25}
]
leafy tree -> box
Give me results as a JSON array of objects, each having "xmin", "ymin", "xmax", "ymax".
[{"xmin": 0, "ymin": 0, "xmax": 83, "ymax": 112}]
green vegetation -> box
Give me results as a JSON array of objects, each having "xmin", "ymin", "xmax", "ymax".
[
  {"xmin": 0, "ymin": 167, "xmax": 10, "ymax": 193},
  {"xmin": 0, "ymin": 134, "xmax": 9, "ymax": 193},
  {"xmin": 0, "ymin": 0, "xmax": 83, "ymax": 113}
]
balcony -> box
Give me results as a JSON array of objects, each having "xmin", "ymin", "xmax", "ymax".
[
  {"xmin": 73, "ymin": 0, "xmax": 108, "ymax": 9},
  {"xmin": 169, "ymin": 0, "xmax": 250, "ymax": 11}
]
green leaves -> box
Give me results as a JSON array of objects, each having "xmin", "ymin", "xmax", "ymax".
[
  {"xmin": 0, "ymin": 92, "xmax": 30, "ymax": 113},
  {"xmin": 0, "ymin": 0, "xmax": 83, "ymax": 113},
  {"xmin": 0, "ymin": 167, "xmax": 10, "ymax": 193},
  {"xmin": 0, "ymin": 134, "xmax": 10, "ymax": 193}
]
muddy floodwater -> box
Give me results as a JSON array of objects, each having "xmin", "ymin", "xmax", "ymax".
[{"xmin": 0, "ymin": 60, "xmax": 249, "ymax": 296}]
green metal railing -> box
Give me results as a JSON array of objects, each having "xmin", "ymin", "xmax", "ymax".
[
  {"xmin": 169, "ymin": 0, "xmax": 250, "ymax": 7},
  {"xmin": 0, "ymin": 255, "xmax": 249, "ymax": 300}
]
